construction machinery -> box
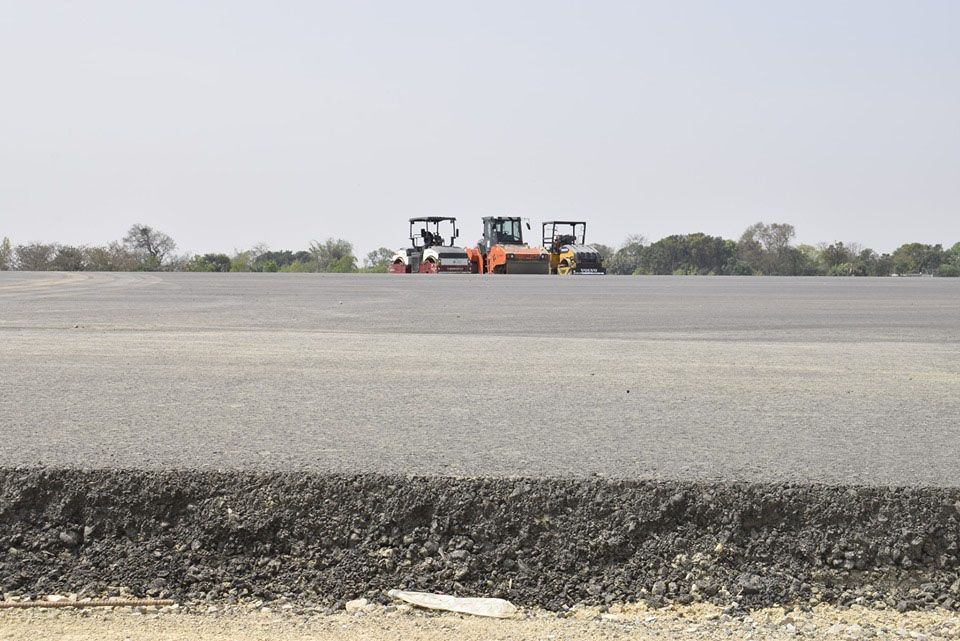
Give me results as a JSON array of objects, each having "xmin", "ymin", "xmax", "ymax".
[
  {"xmin": 388, "ymin": 217, "xmax": 471, "ymax": 273},
  {"xmin": 542, "ymin": 221, "xmax": 606, "ymax": 274},
  {"xmin": 465, "ymin": 216, "xmax": 550, "ymax": 274}
]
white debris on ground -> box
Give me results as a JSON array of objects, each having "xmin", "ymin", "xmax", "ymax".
[{"xmin": 387, "ymin": 589, "xmax": 518, "ymax": 618}]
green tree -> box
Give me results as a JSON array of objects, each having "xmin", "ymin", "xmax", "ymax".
[
  {"xmin": 83, "ymin": 246, "xmax": 114, "ymax": 271},
  {"xmin": 207, "ymin": 253, "xmax": 232, "ymax": 272},
  {"xmin": 280, "ymin": 260, "xmax": 312, "ymax": 272},
  {"xmin": 188, "ymin": 253, "xmax": 232, "ymax": 272},
  {"xmin": 310, "ymin": 238, "xmax": 357, "ymax": 272},
  {"xmin": 820, "ymin": 242, "xmax": 855, "ymax": 270},
  {"xmin": 83, "ymin": 243, "xmax": 140, "ymax": 271},
  {"xmin": 140, "ymin": 255, "xmax": 162, "ymax": 271},
  {"xmin": 606, "ymin": 235, "xmax": 645, "ymax": 275},
  {"xmin": 253, "ymin": 250, "xmax": 312, "ymax": 271},
  {"xmin": 817, "ymin": 245, "xmax": 890, "ymax": 277},
  {"xmin": 853, "ymin": 248, "xmax": 889, "ymax": 277},
  {"xmin": 363, "ymin": 247, "xmax": 395, "ymax": 272},
  {"xmin": 737, "ymin": 222, "xmax": 802, "ymax": 274},
  {"xmin": 638, "ymin": 233, "xmax": 734, "ymax": 275},
  {"xmin": 50, "ymin": 245, "xmax": 86, "ymax": 271},
  {"xmin": 891, "ymin": 243, "xmax": 944, "ymax": 275},
  {"xmin": 736, "ymin": 223, "xmax": 765, "ymax": 273},
  {"xmin": 230, "ymin": 250, "xmax": 253, "ymax": 272},
  {"xmin": 325, "ymin": 255, "xmax": 358, "ymax": 272},
  {"xmin": 795, "ymin": 244, "xmax": 823, "ymax": 273},
  {"xmin": 945, "ymin": 242, "xmax": 960, "ymax": 268},
  {"xmin": 873, "ymin": 253, "xmax": 894, "ymax": 277},
  {"xmin": 689, "ymin": 234, "xmax": 735, "ymax": 274},
  {"xmin": 759, "ymin": 223, "xmax": 796, "ymax": 254},
  {"xmin": 591, "ymin": 243, "xmax": 615, "ymax": 265},
  {"xmin": 726, "ymin": 259, "xmax": 754, "ymax": 275},
  {"xmin": 15, "ymin": 243, "xmax": 56, "ymax": 271},
  {"xmin": 0, "ymin": 237, "xmax": 11, "ymax": 270},
  {"xmin": 228, "ymin": 243, "xmax": 269, "ymax": 272}
]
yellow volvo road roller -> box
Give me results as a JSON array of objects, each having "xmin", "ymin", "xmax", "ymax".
[{"xmin": 542, "ymin": 221, "xmax": 606, "ymax": 275}]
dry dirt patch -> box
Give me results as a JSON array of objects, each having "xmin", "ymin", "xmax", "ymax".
[{"xmin": 3, "ymin": 603, "xmax": 960, "ymax": 641}]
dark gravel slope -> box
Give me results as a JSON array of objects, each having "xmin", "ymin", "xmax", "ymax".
[{"xmin": 2, "ymin": 469, "xmax": 959, "ymax": 611}]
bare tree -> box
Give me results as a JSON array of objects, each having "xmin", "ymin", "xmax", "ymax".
[
  {"xmin": 737, "ymin": 222, "xmax": 800, "ymax": 274},
  {"xmin": 757, "ymin": 223, "xmax": 796, "ymax": 253},
  {"xmin": 84, "ymin": 242, "xmax": 141, "ymax": 271},
  {"xmin": 123, "ymin": 224, "xmax": 177, "ymax": 267}
]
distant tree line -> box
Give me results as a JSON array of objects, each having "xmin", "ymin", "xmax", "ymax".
[
  {"xmin": 595, "ymin": 222, "xmax": 960, "ymax": 277},
  {"xmin": 0, "ymin": 225, "xmax": 395, "ymax": 273},
  {"xmin": 1, "ymin": 222, "xmax": 958, "ymax": 277}
]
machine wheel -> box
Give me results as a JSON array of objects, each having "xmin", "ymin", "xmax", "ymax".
[
  {"xmin": 493, "ymin": 264, "xmax": 506, "ymax": 275},
  {"xmin": 557, "ymin": 259, "xmax": 573, "ymax": 275}
]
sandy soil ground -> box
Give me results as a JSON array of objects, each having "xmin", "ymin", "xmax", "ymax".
[{"xmin": 3, "ymin": 601, "xmax": 960, "ymax": 641}]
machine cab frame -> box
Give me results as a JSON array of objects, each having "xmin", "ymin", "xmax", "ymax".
[
  {"xmin": 542, "ymin": 221, "xmax": 587, "ymax": 252},
  {"xmin": 410, "ymin": 217, "xmax": 460, "ymax": 249}
]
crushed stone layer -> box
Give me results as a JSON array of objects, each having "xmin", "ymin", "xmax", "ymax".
[
  {"xmin": 2, "ymin": 469, "xmax": 960, "ymax": 612},
  {"xmin": 3, "ymin": 602, "xmax": 960, "ymax": 641}
]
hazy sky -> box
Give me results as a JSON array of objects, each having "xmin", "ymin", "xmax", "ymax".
[{"xmin": 2, "ymin": 1, "xmax": 958, "ymax": 257}]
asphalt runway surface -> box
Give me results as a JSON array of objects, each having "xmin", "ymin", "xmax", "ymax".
[{"xmin": 1, "ymin": 272, "xmax": 958, "ymax": 485}]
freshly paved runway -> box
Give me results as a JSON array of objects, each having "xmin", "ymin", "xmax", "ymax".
[{"xmin": 0, "ymin": 272, "xmax": 958, "ymax": 485}]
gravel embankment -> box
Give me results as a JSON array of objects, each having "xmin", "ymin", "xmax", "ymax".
[{"xmin": 2, "ymin": 468, "xmax": 959, "ymax": 612}]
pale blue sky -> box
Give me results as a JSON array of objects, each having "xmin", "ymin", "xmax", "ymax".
[{"xmin": 2, "ymin": 1, "xmax": 958, "ymax": 256}]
